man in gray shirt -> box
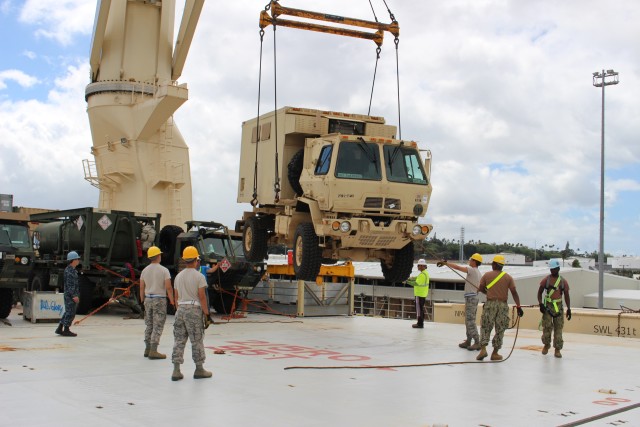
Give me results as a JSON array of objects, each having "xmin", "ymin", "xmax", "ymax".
[{"xmin": 439, "ymin": 253, "xmax": 483, "ymax": 350}]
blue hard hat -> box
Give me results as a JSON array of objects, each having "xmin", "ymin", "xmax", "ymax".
[
  {"xmin": 549, "ymin": 259, "xmax": 560, "ymax": 269},
  {"xmin": 67, "ymin": 251, "xmax": 80, "ymax": 261}
]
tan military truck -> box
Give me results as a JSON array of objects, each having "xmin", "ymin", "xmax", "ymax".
[{"xmin": 237, "ymin": 107, "xmax": 432, "ymax": 282}]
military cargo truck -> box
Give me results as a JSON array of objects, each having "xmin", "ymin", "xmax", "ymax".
[
  {"xmin": 29, "ymin": 208, "xmax": 160, "ymax": 314},
  {"xmin": 0, "ymin": 211, "xmax": 34, "ymax": 318},
  {"xmin": 158, "ymin": 221, "xmax": 266, "ymax": 314},
  {"xmin": 237, "ymin": 106, "xmax": 433, "ymax": 282}
]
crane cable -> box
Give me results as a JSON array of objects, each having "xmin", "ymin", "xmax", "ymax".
[
  {"xmin": 251, "ymin": 26, "xmax": 266, "ymax": 207},
  {"xmin": 285, "ymin": 308, "xmax": 523, "ymax": 370}
]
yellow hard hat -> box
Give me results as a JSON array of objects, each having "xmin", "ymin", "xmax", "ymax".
[
  {"xmin": 182, "ymin": 246, "xmax": 200, "ymax": 260},
  {"xmin": 147, "ymin": 246, "xmax": 162, "ymax": 258},
  {"xmin": 493, "ymin": 255, "xmax": 506, "ymax": 265},
  {"xmin": 470, "ymin": 253, "xmax": 483, "ymax": 263}
]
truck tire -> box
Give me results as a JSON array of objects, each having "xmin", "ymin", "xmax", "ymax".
[
  {"xmin": 0, "ymin": 288, "xmax": 12, "ymax": 319},
  {"xmin": 380, "ymin": 243, "xmax": 415, "ymax": 283},
  {"xmin": 288, "ymin": 148, "xmax": 304, "ymax": 196},
  {"xmin": 29, "ymin": 271, "xmax": 51, "ymax": 292},
  {"xmin": 76, "ymin": 275, "xmax": 95, "ymax": 315},
  {"xmin": 159, "ymin": 225, "xmax": 184, "ymax": 265},
  {"xmin": 208, "ymin": 286, "xmax": 239, "ymax": 315},
  {"xmin": 243, "ymin": 216, "xmax": 268, "ymax": 262},
  {"xmin": 293, "ymin": 223, "xmax": 322, "ymax": 281}
]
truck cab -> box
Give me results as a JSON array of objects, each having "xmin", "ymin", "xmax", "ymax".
[
  {"xmin": 0, "ymin": 213, "xmax": 34, "ymax": 318},
  {"xmin": 161, "ymin": 221, "xmax": 266, "ymax": 314}
]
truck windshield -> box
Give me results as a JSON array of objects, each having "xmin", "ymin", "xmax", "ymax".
[
  {"xmin": 202, "ymin": 236, "xmax": 245, "ymax": 259},
  {"xmin": 0, "ymin": 225, "xmax": 30, "ymax": 248},
  {"xmin": 335, "ymin": 141, "xmax": 381, "ymax": 180},
  {"xmin": 383, "ymin": 145, "xmax": 428, "ymax": 185}
]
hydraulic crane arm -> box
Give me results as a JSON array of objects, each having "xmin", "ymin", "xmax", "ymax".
[
  {"xmin": 259, "ymin": 1, "xmax": 399, "ymax": 47},
  {"xmin": 172, "ymin": 0, "xmax": 205, "ymax": 81}
]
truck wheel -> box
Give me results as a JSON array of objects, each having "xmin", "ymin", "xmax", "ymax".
[
  {"xmin": 76, "ymin": 275, "xmax": 95, "ymax": 315},
  {"xmin": 287, "ymin": 149, "xmax": 304, "ymax": 196},
  {"xmin": 381, "ymin": 243, "xmax": 415, "ymax": 283},
  {"xmin": 293, "ymin": 223, "xmax": 322, "ymax": 281},
  {"xmin": 243, "ymin": 216, "xmax": 268, "ymax": 262},
  {"xmin": 159, "ymin": 225, "xmax": 184, "ymax": 265},
  {"xmin": 0, "ymin": 288, "xmax": 12, "ymax": 318},
  {"xmin": 209, "ymin": 286, "xmax": 239, "ymax": 315},
  {"xmin": 29, "ymin": 271, "xmax": 51, "ymax": 292}
]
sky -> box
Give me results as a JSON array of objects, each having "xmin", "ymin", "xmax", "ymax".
[{"xmin": 0, "ymin": 0, "xmax": 639, "ymax": 257}]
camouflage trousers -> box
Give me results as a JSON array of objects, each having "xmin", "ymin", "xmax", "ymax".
[
  {"xmin": 144, "ymin": 298, "xmax": 167, "ymax": 345},
  {"xmin": 541, "ymin": 304, "xmax": 564, "ymax": 350},
  {"xmin": 480, "ymin": 300, "xmax": 510, "ymax": 350},
  {"xmin": 60, "ymin": 295, "xmax": 77, "ymax": 327},
  {"xmin": 172, "ymin": 306, "xmax": 206, "ymax": 365},
  {"xmin": 464, "ymin": 294, "xmax": 480, "ymax": 342}
]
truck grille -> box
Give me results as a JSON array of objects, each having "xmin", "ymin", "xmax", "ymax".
[
  {"xmin": 364, "ymin": 197, "xmax": 401, "ymax": 211},
  {"xmin": 384, "ymin": 198, "xmax": 401, "ymax": 210},
  {"xmin": 364, "ymin": 197, "xmax": 383, "ymax": 208}
]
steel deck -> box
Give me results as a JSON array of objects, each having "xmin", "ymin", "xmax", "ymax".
[{"xmin": 1, "ymin": 306, "xmax": 639, "ymax": 426}]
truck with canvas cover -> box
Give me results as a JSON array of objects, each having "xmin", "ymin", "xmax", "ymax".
[
  {"xmin": 158, "ymin": 221, "xmax": 266, "ymax": 314},
  {"xmin": 0, "ymin": 211, "xmax": 34, "ymax": 318},
  {"xmin": 237, "ymin": 107, "xmax": 433, "ymax": 282},
  {"xmin": 29, "ymin": 208, "xmax": 161, "ymax": 315}
]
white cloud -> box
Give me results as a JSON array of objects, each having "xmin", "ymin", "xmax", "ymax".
[
  {"xmin": 0, "ymin": 69, "xmax": 39, "ymax": 89},
  {"xmin": 19, "ymin": 0, "xmax": 94, "ymax": 45}
]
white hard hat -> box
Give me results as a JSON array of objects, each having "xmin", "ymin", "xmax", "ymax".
[{"xmin": 417, "ymin": 259, "xmax": 427, "ymax": 266}]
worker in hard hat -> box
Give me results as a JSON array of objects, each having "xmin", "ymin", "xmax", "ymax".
[
  {"xmin": 438, "ymin": 253, "xmax": 483, "ymax": 350},
  {"xmin": 140, "ymin": 246, "xmax": 175, "ymax": 360},
  {"xmin": 171, "ymin": 246, "xmax": 213, "ymax": 381},
  {"xmin": 406, "ymin": 259, "xmax": 430, "ymax": 329},
  {"xmin": 537, "ymin": 259, "xmax": 571, "ymax": 358},
  {"xmin": 56, "ymin": 251, "xmax": 81, "ymax": 337},
  {"xmin": 476, "ymin": 255, "xmax": 523, "ymax": 361}
]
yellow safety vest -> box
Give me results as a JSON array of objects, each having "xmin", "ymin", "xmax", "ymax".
[{"xmin": 409, "ymin": 271, "xmax": 429, "ymax": 298}]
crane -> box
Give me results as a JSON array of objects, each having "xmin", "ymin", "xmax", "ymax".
[{"xmin": 83, "ymin": 0, "xmax": 204, "ymax": 227}]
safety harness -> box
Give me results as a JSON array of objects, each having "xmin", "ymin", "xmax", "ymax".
[
  {"xmin": 543, "ymin": 276, "xmax": 565, "ymax": 318},
  {"xmin": 485, "ymin": 271, "xmax": 506, "ymax": 289}
]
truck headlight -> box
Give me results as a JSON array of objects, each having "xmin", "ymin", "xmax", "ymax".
[
  {"xmin": 20, "ymin": 256, "xmax": 29, "ymax": 265},
  {"xmin": 412, "ymin": 225, "xmax": 422, "ymax": 236},
  {"xmin": 339, "ymin": 221, "xmax": 351, "ymax": 233}
]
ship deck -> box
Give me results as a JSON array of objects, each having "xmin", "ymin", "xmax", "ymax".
[{"xmin": 1, "ymin": 306, "xmax": 639, "ymax": 427}]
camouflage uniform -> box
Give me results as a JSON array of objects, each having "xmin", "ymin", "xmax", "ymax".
[
  {"xmin": 171, "ymin": 268, "xmax": 208, "ymax": 366},
  {"xmin": 479, "ymin": 299, "xmax": 510, "ymax": 349},
  {"xmin": 144, "ymin": 298, "xmax": 168, "ymax": 345},
  {"xmin": 464, "ymin": 294, "xmax": 480, "ymax": 343},
  {"xmin": 60, "ymin": 264, "xmax": 79, "ymax": 327},
  {"xmin": 541, "ymin": 306, "xmax": 564, "ymax": 350},
  {"xmin": 172, "ymin": 306, "xmax": 206, "ymax": 365}
]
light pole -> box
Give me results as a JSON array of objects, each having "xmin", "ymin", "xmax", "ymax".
[{"xmin": 592, "ymin": 69, "xmax": 619, "ymax": 309}]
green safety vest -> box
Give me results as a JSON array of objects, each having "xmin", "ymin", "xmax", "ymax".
[{"xmin": 485, "ymin": 271, "xmax": 506, "ymax": 290}]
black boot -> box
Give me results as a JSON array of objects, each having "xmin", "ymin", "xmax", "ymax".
[
  {"xmin": 61, "ymin": 326, "xmax": 77, "ymax": 337},
  {"xmin": 55, "ymin": 324, "xmax": 63, "ymax": 335}
]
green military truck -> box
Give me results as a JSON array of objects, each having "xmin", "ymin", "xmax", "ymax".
[
  {"xmin": 29, "ymin": 207, "xmax": 161, "ymax": 315},
  {"xmin": 158, "ymin": 221, "xmax": 266, "ymax": 314},
  {"xmin": 0, "ymin": 211, "xmax": 35, "ymax": 318},
  {"xmin": 29, "ymin": 208, "xmax": 266, "ymax": 316}
]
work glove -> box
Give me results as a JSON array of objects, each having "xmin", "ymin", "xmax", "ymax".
[
  {"xmin": 436, "ymin": 259, "xmax": 447, "ymax": 268},
  {"xmin": 566, "ymin": 308, "xmax": 572, "ymax": 321},
  {"xmin": 539, "ymin": 303, "xmax": 546, "ymax": 314},
  {"xmin": 204, "ymin": 313, "xmax": 214, "ymax": 329},
  {"xmin": 517, "ymin": 306, "xmax": 524, "ymax": 317}
]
